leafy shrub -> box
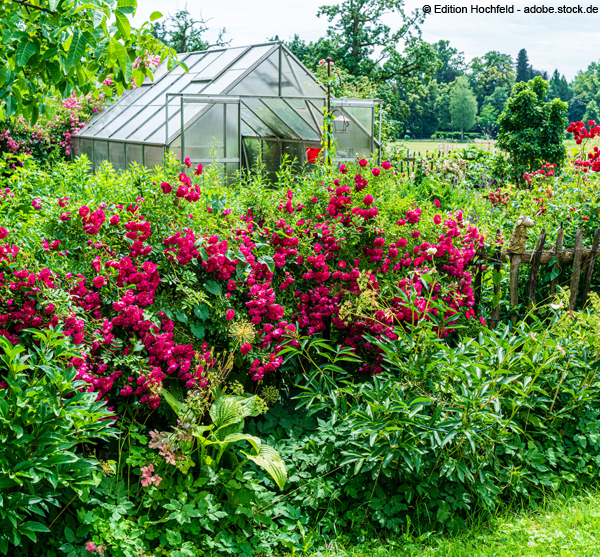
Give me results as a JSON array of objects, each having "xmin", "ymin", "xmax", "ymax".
[{"xmin": 0, "ymin": 329, "xmax": 117, "ymax": 554}]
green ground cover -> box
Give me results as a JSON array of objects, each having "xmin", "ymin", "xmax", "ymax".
[{"xmin": 293, "ymin": 491, "xmax": 600, "ymax": 556}]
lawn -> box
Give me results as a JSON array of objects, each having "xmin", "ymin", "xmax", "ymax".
[{"xmin": 293, "ymin": 491, "xmax": 600, "ymax": 556}]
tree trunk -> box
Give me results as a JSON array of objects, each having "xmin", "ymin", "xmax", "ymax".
[{"xmin": 461, "ymin": 128, "xmax": 464, "ymax": 140}]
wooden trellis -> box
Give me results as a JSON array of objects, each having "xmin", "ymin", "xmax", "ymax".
[{"xmin": 471, "ymin": 227, "xmax": 600, "ymax": 327}]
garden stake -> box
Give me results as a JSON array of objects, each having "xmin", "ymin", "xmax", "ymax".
[
  {"xmin": 580, "ymin": 227, "xmax": 600, "ymax": 307},
  {"xmin": 549, "ymin": 226, "xmax": 564, "ymax": 297},
  {"xmin": 527, "ymin": 228, "xmax": 546, "ymax": 311}
]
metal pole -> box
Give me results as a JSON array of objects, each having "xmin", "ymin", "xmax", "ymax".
[
  {"xmin": 278, "ymin": 44, "xmax": 282, "ymax": 97},
  {"xmin": 378, "ymin": 102, "xmax": 382, "ymax": 165},
  {"xmin": 326, "ymin": 56, "xmax": 331, "ymax": 166},
  {"xmin": 180, "ymin": 96, "xmax": 185, "ymax": 165},
  {"xmin": 238, "ymin": 100, "xmax": 242, "ymax": 172},
  {"xmin": 165, "ymin": 94, "xmax": 169, "ymax": 146}
]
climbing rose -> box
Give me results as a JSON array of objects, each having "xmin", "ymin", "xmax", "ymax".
[
  {"xmin": 93, "ymin": 276, "xmax": 106, "ymax": 289},
  {"xmin": 358, "ymin": 158, "xmax": 368, "ymax": 168},
  {"xmin": 0, "ymin": 227, "xmax": 7, "ymax": 239},
  {"xmin": 371, "ymin": 167, "xmax": 380, "ymax": 177},
  {"xmin": 184, "ymin": 157, "xmax": 191, "ymax": 168},
  {"xmin": 434, "ymin": 215, "xmax": 442, "ymax": 224},
  {"xmin": 240, "ymin": 342, "xmax": 251, "ymax": 355},
  {"xmin": 160, "ymin": 182, "xmax": 172, "ymax": 194},
  {"xmin": 382, "ymin": 161, "xmax": 392, "ymax": 170},
  {"xmin": 226, "ymin": 309, "xmax": 235, "ymax": 321},
  {"xmin": 363, "ymin": 194, "xmax": 374, "ymax": 206},
  {"xmin": 194, "ymin": 163, "xmax": 203, "ymax": 176},
  {"xmin": 79, "ymin": 206, "xmax": 90, "ymax": 218}
]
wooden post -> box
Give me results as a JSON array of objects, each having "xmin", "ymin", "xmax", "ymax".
[
  {"xmin": 549, "ymin": 227, "xmax": 564, "ymax": 297},
  {"xmin": 490, "ymin": 246, "xmax": 502, "ymax": 328},
  {"xmin": 581, "ymin": 227, "xmax": 600, "ymax": 307},
  {"xmin": 569, "ymin": 229, "xmax": 584, "ymax": 310},
  {"xmin": 473, "ymin": 249, "xmax": 485, "ymax": 316},
  {"xmin": 509, "ymin": 254, "xmax": 521, "ymax": 324},
  {"xmin": 527, "ymin": 228, "xmax": 546, "ymax": 309}
]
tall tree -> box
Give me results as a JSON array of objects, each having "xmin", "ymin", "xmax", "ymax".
[
  {"xmin": 316, "ymin": 0, "xmax": 437, "ymax": 84},
  {"xmin": 450, "ymin": 76, "xmax": 477, "ymax": 140},
  {"xmin": 0, "ymin": 0, "xmax": 175, "ymax": 123},
  {"xmin": 469, "ymin": 51, "xmax": 515, "ymax": 108},
  {"xmin": 516, "ymin": 48, "xmax": 530, "ymax": 82},
  {"xmin": 584, "ymin": 99, "xmax": 600, "ymax": 123},
  {"xmin": 432, "ymin": 40, "xmax": 465, "ymax": 84},
  {"xmin": 497, "ymin": 77, "xmax": 567, "ymax": 184},
  {"xmin": 549, "ymin": 70, "xmax": 571, "ymax": 102},
  {"xmin": 154, "ymin": 8, "xmax": 229, "ymax": 53}
]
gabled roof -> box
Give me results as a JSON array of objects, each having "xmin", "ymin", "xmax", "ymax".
[{"xmin": 78, "ymin": 43, "xmax": 326, "ymax": 146}]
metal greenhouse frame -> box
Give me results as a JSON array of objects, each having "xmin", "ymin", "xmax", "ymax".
[{"xmin": 73, "ymin": 42, "xmax": 382, "ymax": 179}]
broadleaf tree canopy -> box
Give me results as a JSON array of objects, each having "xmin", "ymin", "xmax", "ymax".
[{"xmin": 0, "ymin": 0, "xmax": 180, "ymax": 124}]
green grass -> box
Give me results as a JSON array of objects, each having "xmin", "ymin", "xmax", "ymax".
[{"xmin": 285, "ymin": 490, "xmax": 600, "ymax": 556}]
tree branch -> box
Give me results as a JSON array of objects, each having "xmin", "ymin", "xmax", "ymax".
[{"xmin": 11, "ymin": 0, "xmax": 55, "ymax": 14}]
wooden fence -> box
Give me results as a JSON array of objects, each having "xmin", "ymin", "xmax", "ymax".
[{"xmin": 471, "ymin": 227, "xmax": 600, "ymax": 327}]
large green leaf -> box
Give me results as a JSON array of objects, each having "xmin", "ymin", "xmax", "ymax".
[
  {"xmin": 162, "ymin": 389, "xmax": 185, "ymax": 417},
  {"xmin": 209, "ymin": 395, "xmax": 259, "ymax": 431},
  {"xmin": 221, "ymin": 433, "xmax": 261, "ymax": 454},
  {"xmin": 243, "ymin": 445, "xmax": 287, "ymax": 490},
  {"xmin": 16, "ymin": 39, "xmax": 37, "ymax": 67},
  {"xmin": 66, "ymin": 29, "xmax": 88, "ymax": 67},
  {"xmin": 114, "ymin": 11, "xmax": 131, "ymax": 39}
]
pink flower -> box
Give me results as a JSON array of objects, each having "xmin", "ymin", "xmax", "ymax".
[
  {"xmin": 382, "ymin": 161, "xmax": 392, "ymax": 170},
  {"xmin": 184, "ymin": 157, "xmax": 191, "ymax": 168},
  {"xmin": 160, "ymin": 182, "xmax": 172, "ymax": 194},
  {"xmin": 93, "ymin": 276, "xmax": 106, "ymax": 289},
  {"xmin": 340, "ymin": 164, "xmax": 347, "ymax": 174},
  {"xmin": 434, "ymin": 215, "xmax": 441, "ymax": 224},
  {"xmin": 311, "ymin": 196, "xmax": 318, "ymax": 203},
  {"xmin": 371, "ymin": 167, "xmax": 380, "ymax": 177},
  {"xmin": 479, "ymin": 317, "xmax": 487, "ymax": 326},
  {"xmin": 240, "ymin": 342, "xmax": 251, "ymax": 355},
  {"xmin": 194, "ymin": 163, "xmax": 203, "ymax": 176},
  {"xmin": 85, "ymin": 542, "xmax": 97, "ymax": 553},
  {"xmin": 411, "ymin": 230, "xmax": 421, "ymax": 238},
  {"xmin": 0, "ymin": 227, "xmax": 7, "ymax": 240},
  {"xmin": 109, "ymin": 214, "xmax": 120, "ymax": 225},
  {"xmin": 433, "ymin": 199, "xmax": 441, "ymax": 208},
  {"xmin": 32, "ymin": 198, "xmax": 42, "ymax": 210},
  {"xmin": 226, "ymin": 309, "xmax": 235, "ymax": 321},
  {"xmin": 79, "ymin": 206, "xmax": 90, "ymax": 218},
  {"xmin": 363, "ymin": 194, "xmax": 374, "ymax": 206},
  {"xmin": 358, "ymin": 158, "xmax": 368, "ymax": 168}
]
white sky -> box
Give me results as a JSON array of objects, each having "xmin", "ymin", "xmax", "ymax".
[{"xmin": 133, "ymin": 0, "xmax": 600, "ymax": 80}]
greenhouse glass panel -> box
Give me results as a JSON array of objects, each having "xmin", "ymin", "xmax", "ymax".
[
  {"xmin": 93, "ymin": 140, "xmax": 108, "ymax": 171},
  {"xmin": 228, "ymin": 50, "xmax": 279, "ymax": 96},
  {"xmin": 225, "ymin": 103, "xmax": 240, "ymax": 159},
  {"xmin": 241, "ymin": 107, "xmax": 276, "ymax": 136},
  {"xmin": 169, "ymin": 136, "xmax": 181, "ymax": 161},
  {"xmin": 144, "ymin": 146, "xmax": 165, "ymax": 168},
  {"xmin": 281, "ymin": 54, "xmax": 321, "ymax": 97},
  {"xmin": 242, "ymin": 97, "xmax": 297, "ymax": 139},
  {"xmin": 282, "ymin": 141, "xmax": 304, "ymax": 169},
  {"xmin": 264, "ymin": 98, "xmax": 320, "ymax": 141},
  {"xmin": 72, "ymin": 137, "xmax": 80, "ymax": 158},
  {"xmin": 80, "ymin": 138, "xmax": 93, "ymax": 162},
  {"xmin": 109, "ymin": 142, "xmax": 126, "ymax": 170},
  {"xmin": 126, "ymin": 143, "xmax": 143, "ymax": 167},
  {"xmin": 184, "ymin": 104, "xmax": 225, "ymax": 161}
]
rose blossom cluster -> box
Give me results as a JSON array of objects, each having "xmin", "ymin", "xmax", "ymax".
[{"xmin": 0, "ymin": 157, "xmax": 483, "ymax": 405}]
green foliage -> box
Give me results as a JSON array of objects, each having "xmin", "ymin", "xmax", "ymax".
[
  {"xmin": 0, "ymin": 329, "xmax": 117, "ymax": 554},
  {"xmin": 0, "ymin": 0, "xmax": 177, "ymax": 123},
  {"xmin": 449, "ymin": 77, "xmax": 478, "ymax": 139},
  {"xmin": 497, "ymin": 76, "xmax": 568, "ymax": 184}
]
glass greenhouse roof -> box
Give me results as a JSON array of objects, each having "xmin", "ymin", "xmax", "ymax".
[{"xmin": 77, "ymin": 43, "xmax": 335, "ymax": 146}]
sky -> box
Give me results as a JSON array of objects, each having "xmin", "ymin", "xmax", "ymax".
[{"xmin": 132, "ymin": 0, "xmax": 600, "ymax": 80}]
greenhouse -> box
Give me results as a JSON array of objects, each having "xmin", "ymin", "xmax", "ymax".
[{"xmin": 72, "ymin": 42, "xmax": 381, "ymax": 179}]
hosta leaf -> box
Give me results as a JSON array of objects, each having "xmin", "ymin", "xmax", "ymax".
[
  {"xmin": 243, "ymin": 444, "xmax": 287, "ymax": 490},
  {"xmin": 221, "ymin": 433, "xmax": 261, "ymax": 454},
  {"xmin": 209, "ymin": 395, "xmax": 257, "ymax": 430}
]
